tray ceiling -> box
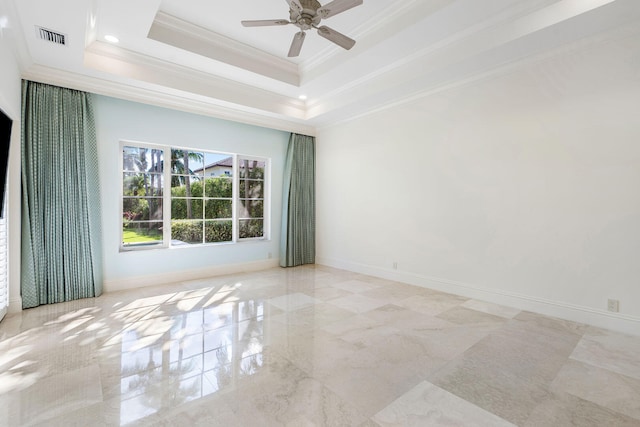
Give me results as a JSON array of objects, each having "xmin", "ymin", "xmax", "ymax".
[{"xmin": 3, "ymin": 0, "xmax": 640, "ymax": 133}]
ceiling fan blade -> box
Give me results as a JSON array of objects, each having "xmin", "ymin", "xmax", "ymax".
[
  {"xmin": 286, "ymin": 0, "xmax": 304, "ymax": 15},
  {"xmin": 317, "ymin": 0, "xmax": 363, "ymax": 19},
  {"xmin": 288, "ymin": 32, "xmax": 306, "ymax": 57},
  {"xmin": 317, "ymin": 26, "xmax": 356, "ymax": 50},
  {"xmin": 241, "ymin": 19, "xmax": 290, "ymax": 27}
]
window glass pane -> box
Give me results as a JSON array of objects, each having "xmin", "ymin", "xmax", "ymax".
[
  {"xmin": 239, "ymin": 180, "xmax": 263, "ymax": 199},
  {"xmin": 171, "ymin": 149, "xmax": 205, "ymax": 175},
  {"xmin": 123, "ymin": 173, "xmax": 163, "ymax": 196},
  {"xmin": 205, "ymin": 220, "xmax": 232, "ymax": 243},
  {"xmin": 171, "ymin": 175, "xmax": 202, "ymax": 193},
  {"xmin": 239, "ymin": 219, "xmax": 264, "ymax": 239},
  {"xmin": 205, "ymin": 199, "xmax": 232, "ymax": 219},
  {"xmin": 238, "ymin": 200, "xmax": 263, "ymax": 219},
  {"xmin": 122, "ymin": 145, "xmax": 165, "ymax": 250},
  {"xmin": 172, "ymin": 198, "xmax": 204, "ymax": 220},
  {"xmin": 123, "ymin": 147, "xmax": 163, "ymax": 173},
  {"xmin": 202, "ymin": 153, "xmax": 233, "ymax": 177},
  {"xmin": 204, "ymin": 177, "xmax": 232, "ymax": 198},
  {"xmin": 238, "ymin": 159, "xmax": 265, "ymax": 179},
  {"xmin": 171, "ymin": 220, "xmax": 204, "ymax": 245},
  {"xmin": 122, "ymin": 221, "xmax": 163, "ymax": 247},
  {"xmin": 123, "ymin": 198, "xmax": 163, "ymax": 221}
]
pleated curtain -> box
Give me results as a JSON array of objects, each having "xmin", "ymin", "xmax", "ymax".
[
  {"xmin": 280, "ymin": 133, "xmax": 315, "ymax": 267},
  {"xmin": 21, "ymin": 80, "xmax": 103, "ymax": 308}
]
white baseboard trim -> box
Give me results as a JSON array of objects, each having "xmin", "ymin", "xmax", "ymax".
[
  {"xmin": 316, "ymin": 256, "xmax": 640, "ymax": 336},
  {"xmin": 8, "ymin": 296, "xmax": 22, "ymax": 314},
  {"xmin": 103, "ymin": 259, "xmax": 280, "ymax": 293}
]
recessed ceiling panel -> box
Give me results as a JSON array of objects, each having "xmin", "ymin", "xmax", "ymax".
[
  {"xmin": 158, "ymin": 0, "xmax": 392, "ymax": 62},
  {"xmin": 148, "ymin": 12, "xmax": 301, "ymax": 86}
]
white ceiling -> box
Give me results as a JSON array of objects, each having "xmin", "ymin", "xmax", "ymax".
[{"xmin": 2, "ymin": 0, "xmax": 640, "ymax": 134}]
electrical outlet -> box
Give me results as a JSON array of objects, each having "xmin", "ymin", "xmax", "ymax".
[
  {"xmin": 392, "ymin": 261, "xmax": 398, "ymax": 270},
  {"xmin": 607, "ymin": 299, "xmax": 619, "ymax": 313}
]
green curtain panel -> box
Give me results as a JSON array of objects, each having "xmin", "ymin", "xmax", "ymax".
[
  {"xmin": 280, "ymin": 133, "xmax": 315, "ymax": 267},
  {"xmin": 21, "ymin": 80, "xmax": 103, "ymax": 308}
]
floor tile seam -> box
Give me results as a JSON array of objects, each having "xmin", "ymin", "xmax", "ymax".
[
  {"xmin": 570, "ymin": 334, "xmax": 640, "ymax": 359},
  {"xmin": 570, "ymin": 343, "xmax": 640, "ymax": 372},
  {"xmin": 548, "ymin": 378, "xmax": 640, "ymax": 423},
  {"xmin": 524, "ymin": 387, "xmax": 639, "ymax": 424},
  {"xmin": 497, "ymin": 324, "xmax": 587, "ymax": 350},
  {"xmin": 565, "ymin": 355, "xmax": 640, "ymax": 383},
  {"xmin": 317, "ymin": 377, "xmax": 404, "ymax": 420},
  {"xmin": 443, "ymin": 304, "xmax": 517, "ymax": 322},
  {"xmin": 508, "ymin": 318, "xmax": 589, "ymax": 338},
  {"xmin": 433, "ymin": 378, "xmax": 542, "ymax": 427},
  {"xmin": 372, "ymin": 379, "xmax": 520, "ymax": 427},
  {"xmin": 475, "ymin": 331, "xmax": 583, "ymax": 360},
  {"xmin": 341, "ymin": 314, "xmax": 406, "ymax": 336},
  {"xmin": 435, "ymin": 347, "xmax": 578, "ymax": 387},
  {"xmin": 424, "ymin": 342, "xmax": 570, "ymax": 395},
  {"xmin": 387, "ymin": 331, "xmax": 487, "ymax": 361}
]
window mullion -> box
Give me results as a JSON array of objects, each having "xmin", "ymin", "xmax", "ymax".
[
  {"xmin": 265, "ymin": 157, "xmax": 271, "ymax": 240},
  {"xmin": 232, "ymin": 154, "xmax": 239, "ymax": 243},
  {"xmin": 163, "ymin": 145, "xmax": 171, "ymax": 248}
]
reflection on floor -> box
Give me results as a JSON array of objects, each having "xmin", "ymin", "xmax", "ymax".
[{"xmin": 1, "ymin": 265, "xmax": 639, "ymax": 426}]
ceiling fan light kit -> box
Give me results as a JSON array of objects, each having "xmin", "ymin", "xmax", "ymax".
[{"xmin": 241, "ymin": 0, "xmax": 363, "ymax": 57}]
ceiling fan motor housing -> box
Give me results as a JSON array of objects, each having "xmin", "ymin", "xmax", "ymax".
[
  {"xmin": 242, "ymin": 0, "xmax": 361, "ymax": 56},
  {"xmin": 290, "ymin": 0, "xmax": 322, "ymax": 30}
]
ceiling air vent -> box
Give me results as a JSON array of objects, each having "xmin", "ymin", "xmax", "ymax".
[{"xmin": 36, "ymin": 26, "xmax": 67, "ymax": 45}]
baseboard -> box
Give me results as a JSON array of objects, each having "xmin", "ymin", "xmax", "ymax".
[
  {"xmin": 316, "ymin": 256, "xmax": 640, "ymax": 336},
  {"xmin": 8, "ymin": 296, "xmax": 22, "ymax": 314},
  {"xmin": 103, "ymin": 259, "xmax": 280, "ymax": 293}
]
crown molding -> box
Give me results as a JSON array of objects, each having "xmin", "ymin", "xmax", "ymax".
[
  {"xmin": 149, "ymin": 11, "xmax": 300, "ymax": 86},
  {"xmin": 84, "ymin": 41, "xmax": 308, "ymax": 119},
  {"xmin": 22, "ymin": 64, "xmax": 316, "ymax": 135}
]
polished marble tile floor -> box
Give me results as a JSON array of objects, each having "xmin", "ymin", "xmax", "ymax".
[{"xmin": 1, "ymin": 265, "xmax": 639, "ymax": 426}]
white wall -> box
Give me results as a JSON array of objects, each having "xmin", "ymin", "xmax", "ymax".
[
  {"xmin": 316, "ymin": 34, "xmax": 640, "ymax": 334},
  {"xmin": 94, "ymin": 96, "xmax": 289, "ymax": 291},
  {"xmin": 0, "ymin": 0, "xmax": 23, "ymax": 313}
]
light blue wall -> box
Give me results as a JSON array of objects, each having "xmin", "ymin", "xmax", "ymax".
[{"xmin": 93, "ymin": 95, "xmax": 289, "ymax": 284}]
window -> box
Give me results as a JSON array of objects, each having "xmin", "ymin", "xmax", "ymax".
[
  {"xmin": 238, "ymin": 157, "xmax": 265, "ymax": 239},
  {"xmin": 121, "ymin": 142, "xmax": 269, "ymax": 250},
  {"xmin": 122, "ymin": 145, "xmax": 164, "ymax": 247}
]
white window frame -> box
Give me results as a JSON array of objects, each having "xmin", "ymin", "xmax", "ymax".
[
  {"xmin": 237, "ymin": 155, "xmax": 270, "ymax": 242},
  {"xmin": 119, "ymin": 141, "xmax": 270, "ymax": 252},
  {"xmin": 120, "ymin": 141, "xmax": 169, "ymax": 251}
]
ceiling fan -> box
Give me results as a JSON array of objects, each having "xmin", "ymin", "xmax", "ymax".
[{"xmin": 241, "ymin": 0, "xmax": 363, "ymax": 57}]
